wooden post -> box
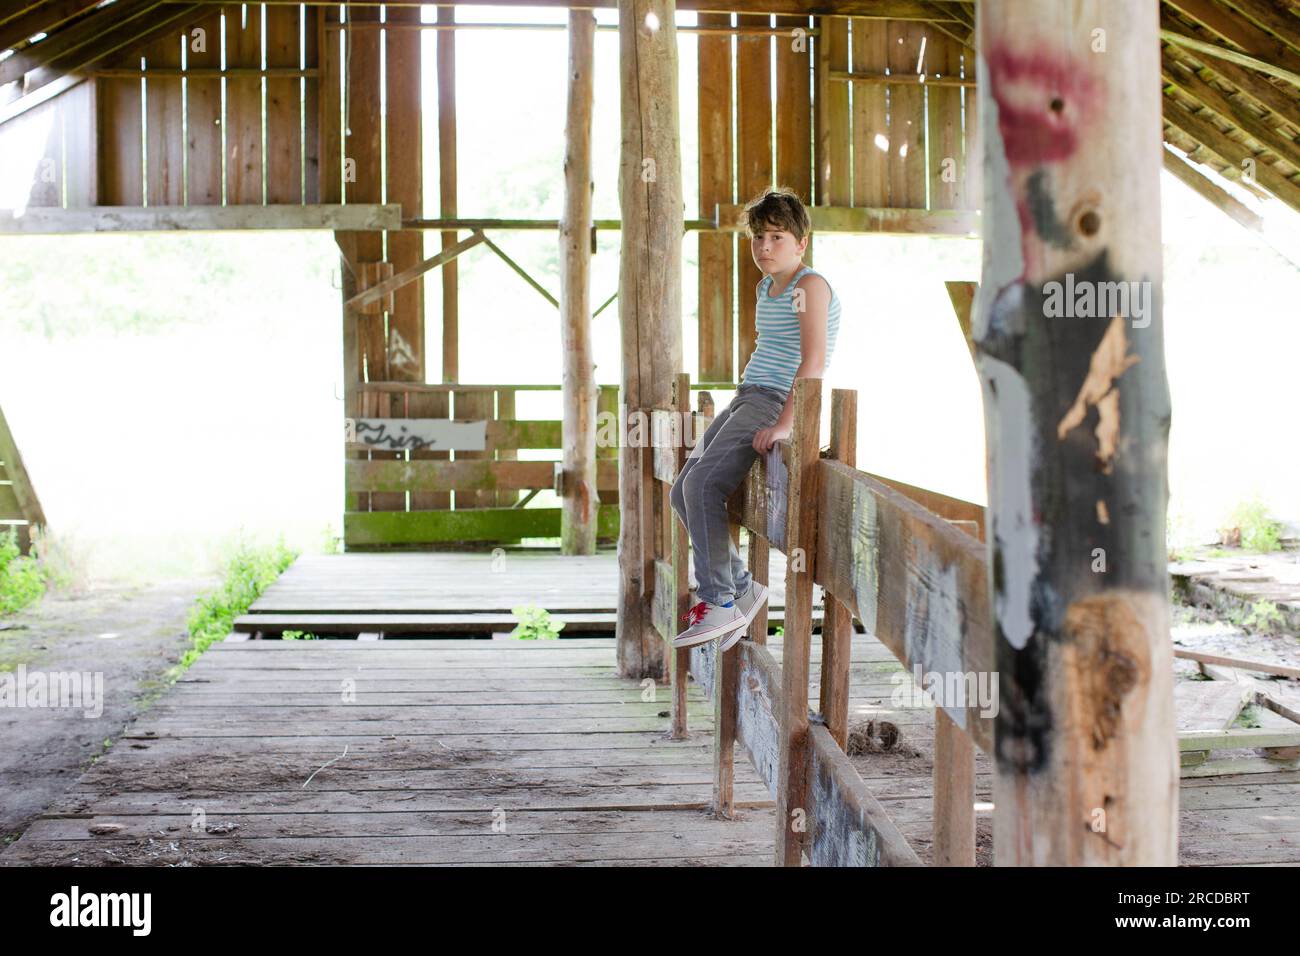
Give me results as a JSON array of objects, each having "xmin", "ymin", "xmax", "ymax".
[
  {"xmin": 975, "ymin": 0, "xmax": 1176, "ymax": 865},
  {"xmin": 774, "ymin": 377, "xmax": 821, "ymax": 866},
  {"xmin": 819, "ymin": 388, "xmax": 856, "ymax": 748},
  {"xmin": 934, "ymin": 709, "xmax": 976, "ymax": 866},
  {"xmin": 616, "ymin": 0, "xmax": 684, "ymax": 679},
  {"xmin": 437, "ymin": 3, "xmax": 459, "ymax": 384},
  {"xmin": 670, "ymin": 372, "xmax": 692, "ymax": 737},
  {"xmin": 560, "ymin": 10, "xmax": 598, "ymax": 555}
]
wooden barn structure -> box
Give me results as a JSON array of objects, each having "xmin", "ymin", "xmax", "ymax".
[{"xmin": 2, "ymin": 0, "xmax": 1299, "ymax": 867}]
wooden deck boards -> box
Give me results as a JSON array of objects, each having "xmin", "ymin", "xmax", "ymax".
[
  {"xmin": 3, "ymin": 635, "xmax": 1298, "ymax": 866},
  {"xmin": 236, "ymin": 550, "xmax": 827, "ymax": 634}
]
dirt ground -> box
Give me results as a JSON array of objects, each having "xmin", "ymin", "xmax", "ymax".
[{"xmin": 0, "ymin": 578, "xmax": 214, "ymax": 845}]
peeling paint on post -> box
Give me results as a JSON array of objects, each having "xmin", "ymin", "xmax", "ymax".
[{"xmin": 974, "ymin": 0, "xmax": 1177, "ymax": 865}]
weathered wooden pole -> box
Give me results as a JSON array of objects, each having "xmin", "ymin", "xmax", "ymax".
[
  {"xmin": 616, "ymin": 0, "xmax": 684, "ymax": 678},
  {"xmin": 560, "ymin": 9, "xmax": 598, "ymax": 555},
  {"xmin": 974, "ymin": 0, "xmax": 1177, "ymax": 865}
]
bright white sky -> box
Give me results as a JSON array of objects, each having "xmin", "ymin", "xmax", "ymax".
[{"xmin": 1, "ymin": 6, "xmax": 1297, "ymax": 580}]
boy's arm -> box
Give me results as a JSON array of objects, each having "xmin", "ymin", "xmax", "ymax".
[{"xmin": 754, "ymin": 275, "xmax": 830, "ymax": 452}]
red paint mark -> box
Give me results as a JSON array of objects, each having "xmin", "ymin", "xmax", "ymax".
[{"xmin": 986, "ymin": 47, "xmax": 1099, "ymax": 167}]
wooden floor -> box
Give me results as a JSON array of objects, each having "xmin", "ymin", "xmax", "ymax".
[
  {"xmin": 4, "ymin": 630, "xmax": 1298, "ymax": 866},
  {"xmin": 234, "ymin": 549, "xmax": 825, "ymax": 636}
]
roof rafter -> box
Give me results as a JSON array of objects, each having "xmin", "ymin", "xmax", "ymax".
[
  {"xmin": 1162, "ymin": 52, "xmax": 1300, "ymax": 170},
  {"xmin": 0, "ymin": 1, "xmax": 108, "ymax": 56},
  {"xmin": 0, "ymin": 0, "xmax": 166, "ymax": 87},
  {"xmin": 1162, "ymin": 94, "xmax": 1300, "ymax": 210}
]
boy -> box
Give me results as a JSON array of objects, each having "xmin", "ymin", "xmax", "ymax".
[{"xmin": 669, "ymin": 187, "xmax": 842, "ymax": 651}]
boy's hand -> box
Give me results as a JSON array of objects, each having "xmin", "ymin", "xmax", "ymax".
[{"xmin": 752, "ymin": 421, "xmax": 792, "ymax": 453}]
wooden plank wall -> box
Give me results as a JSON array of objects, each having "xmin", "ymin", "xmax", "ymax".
[
  {"xmin": 696, "ymin": 15, "xmax": 976, "ymax": 386},
  {"xmin": 5, "ymin": 3, "xmax": 325, "ymax": 208},
  {"xmin": 0, "ymin": 80, "xmax": 96, "ymax": 207}
]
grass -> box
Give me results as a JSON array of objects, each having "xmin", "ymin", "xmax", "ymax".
[
  {"xmin": 172, "ymin": 537, "xmax": 298, "ymax": 677},
  {"xmin": 1227, "ymin": 498, "xmax": 1284, "ymax": 553},
  {"xmin": 0, "ymin": 527, "xmax": 45, "ymax": 615}
]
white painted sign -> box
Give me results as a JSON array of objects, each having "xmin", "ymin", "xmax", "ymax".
[{"xmin": 348, "ymin": 418, "xmax": 487, "ymax": 452}]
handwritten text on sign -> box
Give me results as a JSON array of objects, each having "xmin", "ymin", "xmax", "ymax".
[{"xmin": 346, "ymin": 418, "xmax": 488, "ymax": 452}]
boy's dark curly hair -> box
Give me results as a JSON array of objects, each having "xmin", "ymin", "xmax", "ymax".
[{"xmin": 741, "ymin": 186, "xmax": 812, "ymax": 240}]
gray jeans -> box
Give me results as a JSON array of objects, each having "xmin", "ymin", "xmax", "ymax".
[{"xmin": 669, "ymin": 382, "xmax": 788, "ymax": 606}]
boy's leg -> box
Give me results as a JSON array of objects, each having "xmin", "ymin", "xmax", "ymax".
[
  {"xmin": 669, "ymin": 404, "xmax": 730, "ymax": 531},
  {"xmin": 679, "ymin": 391, "xmax": 784, "ymax": 606}
]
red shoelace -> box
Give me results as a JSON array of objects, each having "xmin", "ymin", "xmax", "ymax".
[{"xmin": 683, "ymin": 600, "xmax": 709, "ymax": 627}]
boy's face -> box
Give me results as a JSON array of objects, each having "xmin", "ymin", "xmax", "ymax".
[{"xmin": 750, "ymin": 223, "xmax": 808, "ymax": 274}]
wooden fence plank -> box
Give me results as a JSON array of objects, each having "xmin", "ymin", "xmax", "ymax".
[
  {"xmin": 186, "ymin": 11, "xmax": 223, "ymax": 204},
  {"xmin": 343, "ymin": 504, "xmax": 619, "ymax": 548},
  {"xmin": 887, "ymin": 19, "xmax": 927, "ymax": 208},
  {"xmin": 265, "ymin": 3, "xmax": 302, "ymax": 204},
  {"xmin": 815, "ymin": 462, "xmax": 994, "ymax": 752},
  {"xmin": 851, "ymin": 17, "xmax": 888, "ymax": 207},
  {"xmin": 926, "ymin": 30, "xmax": 963, "ymax": 209},
  {"xmin": 225, "ymin": 3, "xmax": 264, "ymax": 204},
  {"xmin": 145, "ymin": 29, "xmax": 184, "ymax": 206}
]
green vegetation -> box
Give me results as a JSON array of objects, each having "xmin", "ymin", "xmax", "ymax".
[
  {"xmin": 1228, "ymin": 498, "xmax": 1284, "ymax": 553},
  {"xmin": 1236, "ymin": 600, "xmax": 1285, "ymax": 635},
  {"xmin": 510, "ymin": 605, "xmax": 565, "ymax": 640},
  {"xmin": 320, "ymin": 523, "xmax": 342, "ymax": 556},
  {"xmin": 0, "ymin": 528, "xmax": 45, "ymax": 615},
  {"xmin": 281, "ymin": 630, "xmax": 318, "ymax": 640},
  {"xmin": 176, "ymin": 538, "xmax": 298, "ymax": 675}
]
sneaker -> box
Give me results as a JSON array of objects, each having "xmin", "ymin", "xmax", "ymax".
[
  {"xmin": 672, "ymin": 600, "xmax": 746, "ymax": 648},
  {"xmin": 718, "ymin": 581, "xmax": 770, "ymax": 652}
]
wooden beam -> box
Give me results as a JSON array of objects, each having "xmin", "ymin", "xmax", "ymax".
[
  {"xmin": 0, "ymin": 73, "xmax": 82, "ymax": 126},
  {"xmin": 1162, "ymin": 147, "xmax": 1264, "ymax": 232},
  {"xmin": 560, "ymin": 9, "xmax": 598, "ymax": 556},
  {"xmin": 0, "ymin": 204, "xmax": 401, "ymax": 233},
  {"xmin": 945, "ymin": 279, "xmax": 978, "ymax": 357},
  {"xmin": 24, "ymin": 4, "xmax": 206, "ymax": 96},
  {"xmin": 1162, "ymin": 53, "xmax": 1300, "ymax": 171},
  {"xmin": 346, "ymin": 458, "xmax": 618, "ymax": 494},
  {"xmin": 1161, "ymin": 24, "xmax": 1300, "ymax": 88},
  {"xmin": 344, "ymin": 231, "xmax": 485, "ymax": 315},
  {"xmin": 718, "ymin": 203, "xmax": 980, "ymax": 235},
  {"xmin": 0, "ymin": 1, "xmax": 107, "ymax": 56},
  {"xmin": 616, "ymin": 0, "xmax": 684, "ymax": 681},
  {"xmin": 0, "ymin": 0, "xmax": 164, "ymax": 86},
  {"xmin": 1163, "ymin": 27, "xmax": 1300, "ymax": 126},
  {"xmin": 697, "ymin": 11, "xmax": 733, "ymax": 382},
  {"xmin": 481, "ymin": 235, "xmax": 560, "ymax": 307},
  {"xmin": 815, "ymin": 462, "xmax": 993, "ymax": 749},
  {"xmin": 1161, "ymin": 95, "xmax": 1300, "ymax": 209},
  {"xmin": 975, "ymin": 0, "xmax": 1176, "ymax": 865},
  {"xmin": 344, "ymin": 504, "xmax": 619, "ymax": 547},
  {"xmin": 1218, "ymin": 0, "xmax": 1300, "ymax": 56},
  {"xmin": 1165, "ymin": 0, "xmax": 1300, "ymax": 80},
  {"xmin": 121, "ymin": 1, "xmax": 960, "ymax": 19}
]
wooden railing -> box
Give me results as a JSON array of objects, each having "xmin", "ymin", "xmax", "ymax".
[
  {"xmin": 644, "ymin": 374, "xmax": 993, "ymax": 866},
  {"xmin": 0, "ymin": 402, "xmax": 44, "ymax": 554},
  {"xmin": 344, "ymin": 382, "xmax": 622, "ymax": 548}
]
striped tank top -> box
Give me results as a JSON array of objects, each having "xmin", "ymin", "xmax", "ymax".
[{"xmin": 741, "ymin": 265, "xmax": 841, "ymax": 393}]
